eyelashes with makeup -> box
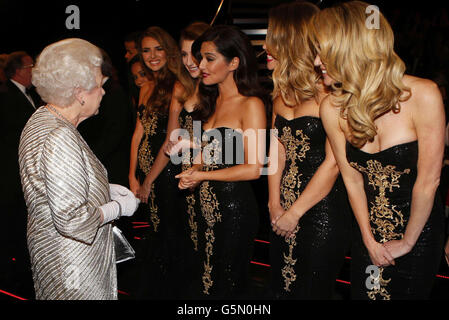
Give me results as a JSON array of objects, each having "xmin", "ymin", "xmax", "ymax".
[
  {"xmin": 142, "ymin": 47, "xmax": 164, "ymax": 53},
  {"xmin": 201, "ymin": 55, "xmax": 215, "ymax": 62}
]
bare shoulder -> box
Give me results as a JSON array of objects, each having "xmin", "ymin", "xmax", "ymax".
[
  {"xmin": 241, "ymin": 96, "xmax": 266, "ymax": 128},
  {"xmin": 173, "ymin": 80, "xmax": 185, "ymax": 94},
  {"xmin": 242, "ymin": 95, "xmax": 265, "ymax": 113},
  {"xmin": 141, "ymin": 80, "xmax": 155, "ymax": 93},
  {"xmin": 139, "ymin": 81, "xmax": 154, "ymax": 102},
  {"xmin": 401, "ymin": 75, "xmax": 444, "ymax": 128},
  {"xmin": 319, "ymin": 94, "xmax": 339, "ymax": 119},
  {"xmin": 403, "ymin": 74, "xmax": 442, "ymax": 105},
  {"xmin": 319, "ymin": 94, "xmax": 350, "ymax": 135},
  {"xmin": 272, "ymin": 96, "xmax": 289, "ymax": 115}
]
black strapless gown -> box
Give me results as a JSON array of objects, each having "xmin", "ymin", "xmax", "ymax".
[
  {"xmin": 197, "ymin": 127, "xmax": 259, "ymax": 299},
  {"xmin": 135, "ymin": 104, "xmax": 186, "ymax": 299},
  {"xmin": 164, "ymin": 107, "xmax": 203, "ymax": 298},
  {"xmin": 177, "ymin": 108, "xmax": 201, "ymax": 254},
  {"xmin": 347, "ymin": 140, "xmax": 445, "ymax": 300},
  {"xmin": 270, "ymin": 115, "xmax": 351, "ymax": 300}
]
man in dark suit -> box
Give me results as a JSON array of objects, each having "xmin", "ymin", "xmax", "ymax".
[{"xmin": 0, "ymin": 51, "xmax": 40, "ymax": 298}]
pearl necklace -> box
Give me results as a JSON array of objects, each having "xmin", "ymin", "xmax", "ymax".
[{"xmin": 46, "ymin": 104, "xmax": 74, "ymax": 126}]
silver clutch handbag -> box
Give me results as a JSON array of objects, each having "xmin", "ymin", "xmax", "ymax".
[{"xmin": 113, "ymin": 226, "xmax": 135, "ymax": 264}]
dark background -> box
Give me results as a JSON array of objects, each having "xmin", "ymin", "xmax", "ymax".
[
  {"xmin": 1, "ymin": 0, "xmax": 448, "ymax": 84},
  {"xmin": 0, "ymin": 0, "xmax": 218, "ymax": 81}
]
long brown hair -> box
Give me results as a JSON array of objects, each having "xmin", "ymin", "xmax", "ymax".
[
  {"xmin": 179, "ymin": 21, "xmax": 210, "ymax": 101},
  {"xmin": 139, "ymin": 26, "xmax": 195, "ymax": 114}
]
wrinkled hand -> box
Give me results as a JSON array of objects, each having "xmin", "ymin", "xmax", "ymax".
[
  {"xmin": 272, "ymin": 209, "xmax": 300, "ymax": 239},
  {"xmin": 176, "ymin": 168, "xmax": 202, "ymax": 190},
  {"xmin": 366, "ymin": 240, "xmax": 395, "ymax": 267}
]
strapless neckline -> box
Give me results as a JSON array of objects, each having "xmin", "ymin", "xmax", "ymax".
[
  {"xmin": 347, "ymin": 140, "xmax": 418, "ymax": 156},
  {"xmin": 203, "ymin": 126, "xmax": 242, "ymax": 134},
  {"xmin": 276, "ymin": 114, "xmax": 320, "ymax": 122}
]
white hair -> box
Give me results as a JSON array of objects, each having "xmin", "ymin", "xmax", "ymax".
[{"xmin": 32, "ymin": 38, "xmax": 103, "ymax": 107}]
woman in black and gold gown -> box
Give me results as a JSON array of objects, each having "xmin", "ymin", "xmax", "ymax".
[
  {"xmin": 163, "ymin": 22, "xmax": 210, "ymax": 298},
  {"xmin": 313, "ymin": 1, "xmax": 445, "ymax": 299},
  {"xmin": 265, "ymin": 2, "xmax": 350, "ymax": 299},
  {"xmin": 128, "ymin": 26, "xmax": 194, "ymax": 299},
  {"xmin": 346, "ymin": 141, "xmax": 444, "ymax": 299},
  {"xmin": 176, "ymin": 25, "xmax": 267, "ymax": 299}
]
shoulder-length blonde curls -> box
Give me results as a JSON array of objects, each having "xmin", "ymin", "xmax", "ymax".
[
  {"xmin": 309, "ymin": 1, "xmax": 411, "ymax": 147},
  {"xmin": 265, "ymin": 1, "xmax": 320, "ymax": 106}
]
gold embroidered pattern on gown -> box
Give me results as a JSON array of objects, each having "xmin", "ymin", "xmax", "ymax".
[
  {"xmin": 350, "ymin": 159, "xmax": 410, "ymax": 300},
  {"xmin": 179, "ymin": 113, "xmax": 198, "ymax": 251},
  {"xmin": 138, "ymin": 108, "xmax": 160, "ymax": 232},
  {"xmin": 199, "ymin": 138, "xmax": 221, "ymax": 294},
  {"xmin": 277, "ymin": 126, "xmax": 310, "ymax": 292}
]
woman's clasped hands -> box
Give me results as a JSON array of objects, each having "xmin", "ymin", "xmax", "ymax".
[{"xmin": 175, "ymin": 167, "xmax": 202, "ymax": 190}]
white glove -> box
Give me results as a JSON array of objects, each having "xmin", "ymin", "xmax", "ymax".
[
  {"xmin": 109, "ymin": 184, "xmax": 140, "ymax": 217},
  {"xmin": 100, "ymin": 201, "xmax": 121, "ymax": 226},
  {"xmin": 99, "ymin": 184, "xmax": 141, "ymax": 226}
]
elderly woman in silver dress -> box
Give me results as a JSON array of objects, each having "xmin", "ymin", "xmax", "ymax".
[{"xmin": 19, "ymin": 38, "xmax": 139, "ymax": 300}]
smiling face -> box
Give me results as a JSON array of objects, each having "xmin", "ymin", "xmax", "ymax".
[
  {"xmin": 131, "ymin": 61, "xmax": 149, "ymax": 87},
  {"xmin": 181, "ymin": 39, "xmax": 201, "ymax": 79},
  {"xmin": 314, "ymin": 55, "xmax": 335, "ymax": 87},
  {"xmin": 262, "ymin": 42, "xmax": 278, "ymax": 71},
  {"xmin": 141, "ymin": 36, "xmax": 167, "ymax": 73},
  {"xmin": 198, "ymin": 41, "xmax": 238, "ymax": 86}
]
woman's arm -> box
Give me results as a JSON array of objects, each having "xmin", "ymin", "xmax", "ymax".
[
  {"xmin": 177, "ymin": 97, "xmax": 267, "ymax": 186},
  {"xmin": 137, "ymin": 82, "xmax": 184, "ymax": 203},
  {"xmin": 129, "ymin": 82, "xmax": 153, "ymax": 195},
  {"xmin": 129, "ymin": 118, "xmax": 144, "ymax": 195},
  {"xmin": 320, "ymin": 96, "xmax": 395, "ymax": 267},
  {"xmin": 384, "ymin": 79, "xmax": 445, "ymax": 258},
  {"xmin": 267, "ymin": 98, "xmax": 286, "ymax": 224},
  {"xmin": 41, "ymin": 127, "xmax": 102, "ymax": 245},
  {"xmin": 272, "ymin": 137, "xmax": 339, "ymax": 237}
]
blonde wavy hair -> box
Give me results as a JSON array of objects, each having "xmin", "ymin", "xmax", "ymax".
[
  {"xmin": 265, "ymin": 1, "xmax": 320, "ymax": 106},
  {"xmin": 309, "ymin": 1, "xmax": 411, "ymax": 147}
]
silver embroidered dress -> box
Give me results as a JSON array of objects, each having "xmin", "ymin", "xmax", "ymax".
[{"xmin": 19, "ymin": 106, "xmax": 117, "ymax": 300}]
